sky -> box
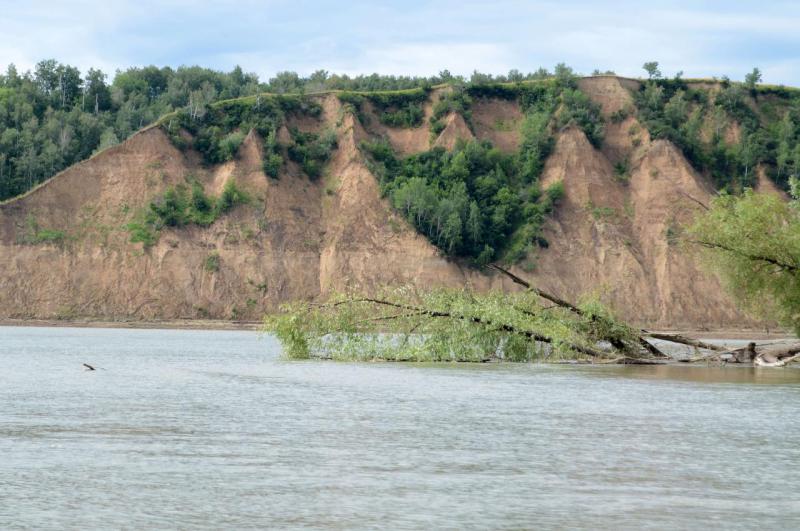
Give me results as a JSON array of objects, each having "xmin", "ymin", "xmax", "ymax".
[{"xmin": 2, "ymin": 0, "xmax": 800, "ymax": 85}]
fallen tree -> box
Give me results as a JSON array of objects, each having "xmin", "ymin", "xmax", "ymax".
[
  {"xmin": 263, "ymin": 267, "xmax": 800, "ymax": 365},
  {"xmin": 489, "ymin": 264, "xmax": 800, "ymax": 366},
  {"xmin": 264, "ymin": 284, "xmax": 650, "ymax": 362}
]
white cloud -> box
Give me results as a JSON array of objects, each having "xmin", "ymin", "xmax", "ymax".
[
  {"xmin": 340, "ymin": 42, "xmax": 515, "ymax": 77},
  {"xmin": 1, "ymin": 0, "xmax": 800, "ymax": 85}
]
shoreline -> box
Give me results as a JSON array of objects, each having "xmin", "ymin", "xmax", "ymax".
[
  {"xmin": 0, "ymin": 318, "xmax": 261, "ymax": 331},
  {"xmin": 0, "ymin": 318, "xmax": 794, "ymax": 340}
]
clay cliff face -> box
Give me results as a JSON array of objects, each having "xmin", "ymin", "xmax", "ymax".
[{"xmin": 0, "ymin": 78, "xmax": 767, "ymax": 327}]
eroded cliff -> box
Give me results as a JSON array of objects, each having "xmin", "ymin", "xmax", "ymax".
[{"xmin": 0, "ymin": 77, "xmax": 772, "ymax": 327}]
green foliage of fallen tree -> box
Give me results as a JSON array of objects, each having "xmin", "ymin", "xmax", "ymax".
[
  {"xmin": 263, "ymin": 265, "xmax": 800, "ymax": 365},
  {"xmin": 263, "ymin": 285, "xmax": 645, "ymax": 362}
]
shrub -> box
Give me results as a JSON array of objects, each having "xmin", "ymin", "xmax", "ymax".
[
  {"xmin": 187, "ymin": 181, "xmax": 214, "ymax": 225},
  {"xmin": 544, "ymin": 181, "xmax": 565, "ymax": 205},
  {"xmin": 263, "ymin": 153, "xmax": 283, "ymax": 178},
  {"xmin": 610, "ymin": 108, "xmax": 629, "ymax": 123},
  {"xmin": 204, "ymin": 251, "xmax": 220, "ymax": 272},
  {"xmin": 432, "ymin": 88, "xmax": 473, "ymax": 123},
  {"xmin": 287, "ymin": 128, "xmax": 337, "ymax": 179},
  {"xmin": 613, "ymin": 160, "xmax": 630, "ymax": 184},
  {"xmin": 429, "ymin": 118, "xmax": 446, "ymax": 138},
  {"xmin": 20, "ymin": 215, "xmax": 68, "ymax": 245},
  {"xmin": 557, "ymin": 88, "xmax": 604, "ymax": 147},
  {"xmin": 379, "ymin": 103, "xmax": 424, "ymax": 128},
  {"xmin": 216, "ymin": 179, "xmax": 249, "ymax": 213},
  {"xmin": 218, "ymin": 131, "xmax": 246, "ymax": 160},
  {"xmin": 126, "ymin": 178, "xmax": 249, "ymax": 246},
  {"xmin": 261, "ymin": 127, "xmax": 283, "ymax": 178},
  {"xmin": 367, "ymin": 88, "xmax": 430, "ymax": 128},
  {"xmin": 127, "ymin": 221, "xmax": 158, "ymax": 247}
]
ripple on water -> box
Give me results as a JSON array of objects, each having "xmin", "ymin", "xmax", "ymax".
[{"xmin": 1, "ymin": 326, "xmax": 799, "ymax": 529}]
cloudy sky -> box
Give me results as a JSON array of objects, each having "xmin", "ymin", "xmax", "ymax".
[{"xmin": 2, "ymin": 0, "xmax": 800, "ymax": 84}]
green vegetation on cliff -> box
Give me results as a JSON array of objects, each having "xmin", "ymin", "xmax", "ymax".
[
  {"xmin": 0, "ymin": 61, "xmax": 573, "ymax": 201},
  {"xmin": 0, "ymin": 61, "xmax": 263, "ymax": 200},
  {"xmin": 337, "ymin": 88, "xmax": 430, "ymax": 128},
  {"xmin": 127, "ymin": 177, "xmax": 249, "ymax": 247},
  {"xmin": 363, "ymin": 139, "xmax": 563, "ymax": 264},
  {"xmin": 7, "ymin": 58, "xmax": 800, "ymax": 276},
  {"xmin": 633, "ymin": 66, "xmax": 800, "ymax": 191},
  {"xmin": 361, "ymin": 74, "xmax": 600, "ymax": 265},
  {"xmin": 160, "ymin": 94, "xmax": 323, "ymax": 175}
]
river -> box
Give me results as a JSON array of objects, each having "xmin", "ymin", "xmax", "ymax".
[{"xmin": 1, "ymin": 326, "xmax": 799, "ymax": 529}]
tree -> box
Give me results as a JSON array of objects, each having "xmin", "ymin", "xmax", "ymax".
[
  {"xmin": 57, "ymin": 65, "xmax": 82, "ymax": 108},
  {"xmin": 507, "ymin": 69, "xmax": 524, "ymax": 82},
  {"xmin": 34, "ymin": 59, "xmax": 60, "ymax": 97},
  {"xmin": 4, "ymin": 63, "xmax": 20, "ymax": 87},
  {"xmin": 469, "ymin": 70, "xmax": 493, "ymax": 85},
  {"xmin": 466, "ymin": 201, "xmax": 482, "ymax": 246},
  {"xmin": 306, "ymin": 69, "xmax": 329, "ymax": 92},
  {"xmin": 268, "ymin": 71, "xmax": 304, "ymax": 94},
  {"xmin": 553, "ymin": 63, "xmax": 577, "ymax": 87},
  {"xmin": 264, "ymin": 284, "xmax": 647, "ymax": 362},
  {"xmin": 441, "ymin": 211, "xmax": 463, "ymax": 253},
  {"xmin": 738, "ymin": 131, "xmax": 767, "ymax": 187},
  {"xmin": 84, "ymin": 68, "xmax": 111, "ymax": 112},
  {"xmin": 690, "ymin": 187, "xmax": 800, "ymax": 333},
  {"xmin": 744, "ymin": 67, "xmax": 762, "ymax": 92},
  {"xmin": 643, "ymin": 61, "xmax": 661, "ymax": 80},
  {"xmin": 265, "ymin": 264, "xmax": 800, "ymax": 365}
]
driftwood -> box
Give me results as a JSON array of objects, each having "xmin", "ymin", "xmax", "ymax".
[
  {"xmin": 729, "ymin": 342, "xmax": 758, "ymax": 363},
  {"xmin": 754, "ymin": 344, "xmax": 800, "ymax": 367},
  {"xmin": 645, "ymin": 333, "xmax": 727, "ymax": 352}
]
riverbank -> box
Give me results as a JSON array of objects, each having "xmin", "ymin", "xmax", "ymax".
[
  {"xmin": 0, "ymin": 318, "xmax": 261, "ymax": 331},
  {"xmin": 1, "ymin": 318, "xmax": 794, "ymax": 339}
]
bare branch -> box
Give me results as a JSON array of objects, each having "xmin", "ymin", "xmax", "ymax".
[
  {"xmin": 680, "ymin": 192, "xmax": 710, "ymax": 211},
  {"xmin": 689, "ymin": 239, "xmax": 800, "ymax": 273}
]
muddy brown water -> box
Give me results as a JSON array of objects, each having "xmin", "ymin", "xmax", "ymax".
[{"xmin": 1, "ymin": 326, "xmax": 799, "ymax": 529}]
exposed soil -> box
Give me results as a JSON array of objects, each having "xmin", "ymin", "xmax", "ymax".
[
  {"xmin": 433, "ymin": 113, "xmax": 474, "ymax": 150},
  {"xmin": 471, "ymin": 98, "xmax": 523, "ymax": 152},
  {"xmin": 0, "ymin": 80, "xmax": 777, "ymax": 329}
]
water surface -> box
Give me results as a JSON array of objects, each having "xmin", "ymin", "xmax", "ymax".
[{"xmin": 1, "ymin": 326, "xmax": 799, "ymax": 529}]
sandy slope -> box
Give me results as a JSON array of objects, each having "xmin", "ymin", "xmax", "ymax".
[{"xmin": 0, "ymin": 79, "xmax": 769, "ymax": 328}]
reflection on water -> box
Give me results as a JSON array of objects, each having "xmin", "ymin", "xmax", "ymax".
[
  {"xmin": 594, "ymin": 363, "xmax": 800, "ymax": 384},
  {"xmin": 1, "ymin": 326, "xmax": 799, "ymax": 529}
]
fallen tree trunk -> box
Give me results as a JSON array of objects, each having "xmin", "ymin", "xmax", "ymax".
[
  {"xmin": 487, "ymin": 265, "xmax": 800, "ymax": 366},
  {"xmin": 489, "ymin": 264, "xmax": 668, "ymax": 358},
  {"xmin": 265, "ymin": 268, "xmax": 798, "ymax": 364},
  {"xmin": 645, "ymin": 333, "xmax": 727, "ymax": 352}
]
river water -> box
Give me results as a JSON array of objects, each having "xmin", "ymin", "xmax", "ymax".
[{"xmin": 1, "ymin": 326, "xmax": 799, "ymax": 529}]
